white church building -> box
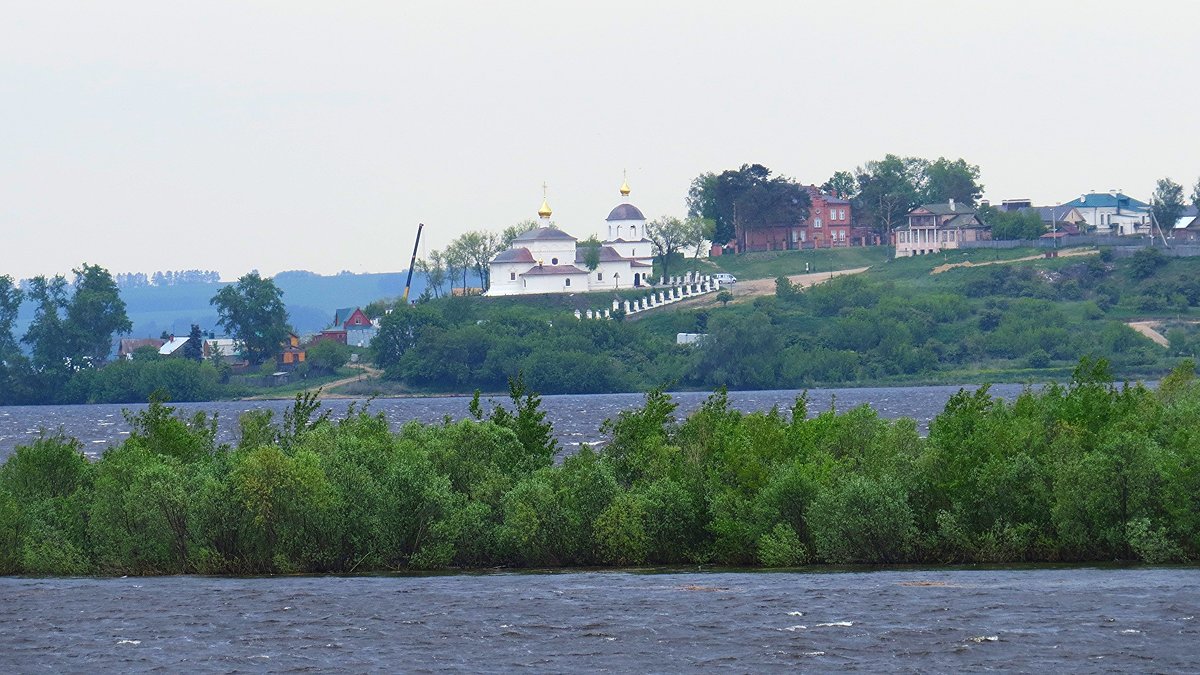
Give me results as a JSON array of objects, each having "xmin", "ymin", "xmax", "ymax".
[{"xmin": 486, "ymin": 180, "xmax": 658, "ymax": 296}]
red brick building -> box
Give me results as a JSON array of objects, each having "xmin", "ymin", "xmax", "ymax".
[{"xmin": 739, "ymin": 186, "xmax": 854, "ymax": 252}]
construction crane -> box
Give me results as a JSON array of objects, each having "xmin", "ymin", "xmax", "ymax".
[{"xmin": 401, "ymin": 223, "xmax": 424, "ymax": 304}]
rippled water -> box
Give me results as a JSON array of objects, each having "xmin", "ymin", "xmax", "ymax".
[
  {"xmin": 0, "ymin": 384, "xmax": 1032, "ymax": 463},
  {"xmin": 2, "ymin": 567, "xmax": 1197, "ymax": 672}
]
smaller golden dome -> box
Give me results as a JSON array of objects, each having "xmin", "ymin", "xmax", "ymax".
[
  {"xmin": 620, "ymin": 178, "xmax": 631, "ymax": 197},
  {"xmin": 538, "ymin": 197, "xmax": 552, "ymax": 218}
]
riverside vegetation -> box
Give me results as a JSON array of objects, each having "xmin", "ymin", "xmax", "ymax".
[{"xmin": 2, "ymin": 359, "xmax": 1199, "ymax": 576}]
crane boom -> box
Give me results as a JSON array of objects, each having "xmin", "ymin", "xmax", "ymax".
[{"xmin": 401, "ymin": 223, "xmax": 424, "ymax": 304}]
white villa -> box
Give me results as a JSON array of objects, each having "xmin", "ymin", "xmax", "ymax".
[{"xmin": 486, "ymin": 180, "xmax": 657, "ymax": 296}]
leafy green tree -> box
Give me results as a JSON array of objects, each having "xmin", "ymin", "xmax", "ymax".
[
  {"xmin": 716, "ymin": 290, "xmax": 733, "ymax": 306},
  {"xmin": 821, "ymin": 170, "xmax": 857, "ymax": 200},
  {"xmin": 1192, "ymin": 176, "xmax": 1200, "ymax": 215},
  {"xmin": 687, "ymin": 164, "xmax": 811, "ymax": 245},
  {"xmin": 647, "ymin": 216, "xmax": 700, "ymax": 280},
  {"xmin": 306, "ymin": 339, "xmax": 350, "ymax": 373},
  {"xmin": 21, "ymin": 275, "xmax": 73, "ymax": 387},
  {"xmin": 501, "ymin": 220, "xmax": 539, "ymax": 248},
  {"xmin": 65, "ymin": 263, "xmax": 131, "ymax": 365},
  {"xmin": 1128, "ymin": 247, "xmax": 1167, "ymax": 280},
  {"xmin": 372, "ymin": 304, "xmax": 443, "ymax": 373},
  {"xmin": 1151, "ymin": 177, "xmax": 1185, "ymax": 233},
  {"xmin": 980, "ymin": 206, "xmax": 1047, "ymax": 240},
  {"xmin": 853, "ymin": 155, "xmax": 924, "ymax": 234},
  {"xmin": 0, "ymin": 275, "xmax": 21, "ymax": 363},
  {"xmin": 452, "ymin": 230, "xmax": 503, "ymax": 292},
  {"xmin": 578, "ymin": 235, "xmax": 602, "ymax": 271},
  {"xmin": 0, "ymin": 276, "xmax": 24, "ymax": 404},
  {"xmin": 922, "ymin": 157, "xmax": 984, "ymax": 206},
  {"xmin": 417, "ymin": 250, "xmax": 447, "ymax": 298},
  {"xmin": 210, "ymin": 272, "xmax": 291, "ymax": 365}
]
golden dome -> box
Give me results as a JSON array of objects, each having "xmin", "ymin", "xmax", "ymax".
[
  {"xmin": 620, "ymin": 178, "xmax": 631, "ymax": 196},
  {"xmin": 538, "ymin": 197, "xmax": 553, "ymax": 218}
]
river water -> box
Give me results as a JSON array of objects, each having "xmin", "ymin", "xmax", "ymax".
[
  {"xmin": 0, "ymin": 383, "xmax": 1035, "ymax": 463},
  {"xmin": 6, "ymin": 385, "xmax": 1196, "ymax": 672},
  {"xmin": 2, "ymin": 567, "xmax": 1197, "ymax": 672}
]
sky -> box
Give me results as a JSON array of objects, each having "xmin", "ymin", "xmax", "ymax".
[{"xmin": 3, "ymin": 0, "xmax": 1199, "ymax": 281}]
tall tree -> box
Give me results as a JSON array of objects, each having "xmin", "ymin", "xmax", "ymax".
[
  {"xmin": 0, "ymin": 275, "xmax": 22, "ymax": 364},
  {"xmin": 453, "ymin": 230, "xmax": 504, "ymax": 291},
  {"xmin": 821, "ymin": 170, "xmax": 857, "ymax": 199},
  {"xmin": 687, "ymin": 164, "xmax": 811, "ymax": 246},
  {"xmin": 1151, "ymin": 177, "xmax": 1185, "ymax": 234},
  {"xmin": 65, "ymin": 263, "xmax": 131, "ymax": 365},
  {"xmin": 418, "ymin": 250, "xmax": 447, "ymax": 298},
  {"xmin": 854, "ymin": 155, "xmax": 923, "ymax": 235},
  {"xmin": 1192, "ymin": 177, "xmax": 1200, "ymax": 215},
  {"xmin": 183, "ymin": 324, "xmax": 204, "ymax": 361},
  {"xmin": 210, "ymin": 272, "xmax": 291, "ymax": 365},
  {"xmin": 922, "ymin": 157, "xmax": 984, "ymax": 206},
  {"xmin": 647, "ymin": 216, "xmax": 702, "ymax": 280},
  {"xmin": 21, "ymin": 275, "xmax": 72, "ymax": 379}
]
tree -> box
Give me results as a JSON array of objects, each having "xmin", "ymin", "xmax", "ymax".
[
  {"xmin": 686, "ymin": 164, "xmax": 811, "ymax": 246},
  {"xmin": 1192, "ymin": 177, "xmax": 1200, "ymax": 215},
  {"xmin": 716, "ymin": 290, "xmax": 733, "ymax": 306},
  {"xmin": 0, "ymin": 276, "xmax": 22, "ymax": 365},
  {"xmin": 210, "ymin": 272, "xmax": 291, "ymax": 365},
  {"xmin": 980, "ymin": 206, "xmax": 1046, "ymax": 240},
  {"xmin": 1151, "ymin": 177, "xmax": 1185, "ymax": 234},
  {"xmin": 417, "ymin": 250, "xmax": 447, "ymax": 299},
  {"xmin": 853, "ymin": 155, "xmax": 924, "ymax": 234},
  {"xmin": 306, "ymin": 339, "xmax": 350, "ymax": 373},
  {"xmin": 452, "ymin": 231, "xmax": 504, "ymax": 292},
  {"xmin": 821, "ymin": 170, "xmax": 857, "ymax": 199},
  {"xmin": 183, "ymin": 325, "xmax": 204, "ymax": 361},
  {"xmin": 21, "ymin": 275, "xmax": 72, "ymax": 378},
  {"xmin": 848, "ymin": 155, "xmax": 983, "ymax": 234},
  {"xmin": 371, "ymin": 304, "xmax": 443, "ymax": 372},
  {"xmin": 922, "ymin": 157, "xmax": 984, "ymax": 206},
  {"xmin": 647, "ymin": 216, "xmax": 702, "ymax": 281},
  {"xmin": 578, "ymin": 235, "xmax": 602, "ymax": 271},
  {"xmin": 65, "ymin": 264, "xmax": 131, "ymax": 366},
  {"xmin": 501, "ymin": 220, "xmax": 539, "ymax": 248}
]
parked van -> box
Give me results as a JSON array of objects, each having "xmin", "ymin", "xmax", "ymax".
[{"xmin": 713, "ymin": 273, "xmax": 737, "ymax": 286}]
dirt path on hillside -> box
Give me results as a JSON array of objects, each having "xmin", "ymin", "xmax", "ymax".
[
  {"xmin": 630, "ymin": 267, "xmax": 870, "ymax": 317},
  {"xmin": 930, "ymin": 247, "xmax": 1097, "ymax": 275},
  {"xmin": 1127, "ymin": 321, "xmax": 1170, "ymax": 347},
  {"xmin": 245, "ymin": 364, "xmax": 383, "ymax": 400}
]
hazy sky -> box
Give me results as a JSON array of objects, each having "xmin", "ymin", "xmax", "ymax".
[{"xmin": 3, "ymin": 1, "xmax": 1199, "ymax": 280}]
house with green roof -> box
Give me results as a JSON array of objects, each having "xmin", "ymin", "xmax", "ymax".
[
  {"xmin": 1059, "ymin": 191, "xmax": 1150, "ymax": 236},
  {"xmin": 895, "ymin": 199, "xmax": 990, "ymax": 257}
]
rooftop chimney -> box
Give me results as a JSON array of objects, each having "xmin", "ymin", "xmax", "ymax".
[{"xmin": 948, "ymin": 198, "xmax": 956, "ymax": 212}]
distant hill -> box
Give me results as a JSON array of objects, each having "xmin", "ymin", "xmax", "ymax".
[{"xmin": 14, "ymin": 269, "xmax": 445, "ymax": 343}]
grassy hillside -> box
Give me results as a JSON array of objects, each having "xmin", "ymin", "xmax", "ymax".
[{"xmin": 369, "ymin": 245, "xmax": 1200, "ymax": 394}]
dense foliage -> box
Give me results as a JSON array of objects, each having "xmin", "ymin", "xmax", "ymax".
[
  {"xmin": 3, "ymin": 361, "xmax": 1199, "ymax": 576},
  {"xmin": 374, "ymin": 251, "xmax": 1199, "ymax": 393}
]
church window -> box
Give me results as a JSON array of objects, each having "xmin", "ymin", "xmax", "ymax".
[
  {"xmin": 510, "ymin": 272, "xmax": 516, "ymax": 280},
  {"xmin": 551, "ymin": 257, "xmax": 559, "ymax": 265},
  {"xmin": 814, "ymin": 218, "xmax": 822, "ymax": 228},
  {"xmin": 631, "ymin": 226, "xmax": 637, "ymax": 238},
  {"xmin": 565, "ymin": 278, "xmax": 571, "ymax": 287},
  {"xmin": 597, "ymin": 272, "xmax": 603, "ymax": 281}
]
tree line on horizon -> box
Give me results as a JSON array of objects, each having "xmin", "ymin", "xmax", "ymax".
[
  {"xmin": 0, "ymin": 265, "xmax": 355, "ymax": 405},
  {"xmin": 687, "ymin": 157, "xmax": 1200, "ymax": 244}
]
